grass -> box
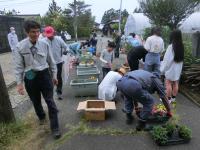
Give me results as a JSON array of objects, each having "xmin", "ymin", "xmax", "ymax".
[
  {"xmin": 46, "ymin": 120, "xmax": 145, "ymax": 150},
  {"xmin": 0, "ymin": 113, "xmax": 50, "ymax": 150},
  {"xmin": 0, "ymin": 121, "xmax": 32, "ymax": 150}
]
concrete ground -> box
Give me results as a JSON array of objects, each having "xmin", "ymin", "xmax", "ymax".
[{"xmin": 42, "ymin": 71, "xmax": 200, "ymax": 150}]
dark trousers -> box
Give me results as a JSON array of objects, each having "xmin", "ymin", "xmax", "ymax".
[
  {"xmin": 102, "ymin": 67, "xmax": 111, "ymax": 79},
  {"xmin": 115, "ymin": 46, "xmax": 120, "ymax": 58},
  {"xmin": 117, "ymin": 76, "xmax": 155, "ymax": 120},
  {"xmin": 56, "ymin": 63, "xmax": 63, "ymax": 95},
  {"xmin": 24, "ymin": 69, "xmax": 59, "ymax": 131}
]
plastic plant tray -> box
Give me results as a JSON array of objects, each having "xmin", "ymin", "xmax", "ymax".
[{"xmin": 70, "ymin": 78, "xmax": 98, "ymax": 96}]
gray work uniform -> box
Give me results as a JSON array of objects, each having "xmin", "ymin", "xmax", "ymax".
[
  {"xmin": 14, "ymin": 38, "xmax": 59, "ymax": 131},
  {"xmin": 44, "ymin": 36, "xmax": 68, "ymax": 95}
]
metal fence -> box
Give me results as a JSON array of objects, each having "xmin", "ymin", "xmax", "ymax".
[{"xmin": 0, "ymin": 16, "xmax": 25, "ymax": 54}]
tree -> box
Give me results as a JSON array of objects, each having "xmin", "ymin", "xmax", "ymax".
[
  {"xmin": 133, "ymin": 7, "xmax": 143, "ymax": 13},
  {"xmin": 139, "ymin": 0, "xmax": 200, "ymax": 29},
  {"xmin": 101, "ymin": 9, "xmax": 129, "ymax": 24},
  {"xmin": 68, "ymin": 0, "xmax": 91, "ymax": 40},
  {"xmin": 68, "ymin": 0, "xmax": 92, "ymax": 39},
  {"xmin": 0, "ymin": 9, "xmax": 20, "ymax": 15},
  {"xmin": 121, "ymin": 9, "xmax": 129, "ymax": 18},
  {"xmin": 42, "ymin": 0, "xmax": 62, "ymax": 27},
  {"xmin": 41, "ymin": 0, "xmax": 94, "ymax": 38},
  {"xmin": 48, "ymin": 0, "xmax": 62, "ymax": 15},
  {"xmin": 77, "ymin": 9, "xmax": 95, "ymax": 37},
  {"xmin": 101, "ymin": 8, "xmax": 119, "ymax": 24}
]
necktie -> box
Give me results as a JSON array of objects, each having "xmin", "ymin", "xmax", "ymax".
[{"xmin": 30, "ymin": 46, "xmax": 37, "ymax": 56}]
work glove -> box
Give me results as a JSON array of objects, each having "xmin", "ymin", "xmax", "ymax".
[{"xmin": 166, "ymin": 111, "xmax": 173, "ymax": 118}]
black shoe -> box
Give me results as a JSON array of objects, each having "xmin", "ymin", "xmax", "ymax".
[
  {"xmin": 52, "ymin": 129, "xmax": 62, "ymax": 139},
  {"xmin": 136, "ymin": 120, "xmax": 146, "ymax": 131},
  {"xmin": 57, "ymin": 94, "xmax": 63, "ymax": 100},
  {"xmin": 126, "ymin": 113, "xmax": 134, "ymax": 125}
]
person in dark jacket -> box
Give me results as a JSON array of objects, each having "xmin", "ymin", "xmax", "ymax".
[
  {"xmin": 127, "ymin": 46, "xmax": 148, "ymax": 71},
  {"xmin": 114, "ymin": 32, "xmax": 121, "ymax": 58},
  {"xmin": 117, "ymin": 70, "xmax": 172, "ymax": 131}
]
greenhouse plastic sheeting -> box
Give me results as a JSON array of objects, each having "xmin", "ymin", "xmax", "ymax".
[
  {"xmin": 180, "ymin": 12, "xmax": 200, "ymax": 33},
  {"xmin": 124, "ymin": 13, "xmax": 151, "ymax": 36}
]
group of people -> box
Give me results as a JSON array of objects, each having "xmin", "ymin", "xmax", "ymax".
[
  {"xmin": 98, "ymin": 27, "xmax": 184, "ymax": 130},
  {"xmin": 8, "ymin": 18, "xmax": 184, "ymax": 138},
  {"xmin": 9, "ymin": 20, "xmax": 101, "ymax": 140},
  {"xmin": 125, "ymin": 27, "xmax": 184, "ymax": 104}
]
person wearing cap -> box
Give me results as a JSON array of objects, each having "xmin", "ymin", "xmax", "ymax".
[
  {"xmin": 7, "ymin": 27, "xmax": 19, "ymax": 52},
  {"xmin": 44, "ymin": 26, "xmax": 68, "ymax": 100},
  {"xmin": 116, "ymin": 70, "xmax": 172, "ymax": 130},
  {"xmin": 14, "ymin": 20, "xmax": 61, "ymax": 139},
  {"xmin": 39, "ymin": 28, "xmax": 45, "ymax": 40},
  {"xmin": 98, "ymin": 67, "xmax": 126, "ymax": 101}
]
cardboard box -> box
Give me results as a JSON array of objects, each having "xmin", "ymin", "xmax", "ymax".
[{"xmin": 77, "ymin": 100, "xmax": 116, "ymax": 121}]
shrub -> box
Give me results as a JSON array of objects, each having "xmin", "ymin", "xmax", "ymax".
[
  {"xmin": 179, "ymin": 125, "xmax": 192, "ymax": 140},
  {"xmin": 151, "ymin": 126, "xmax": 168, "ymax": 145},
  {"xmin": 165, "ymin": 123, "xmax": 176, "ymax": 136}
]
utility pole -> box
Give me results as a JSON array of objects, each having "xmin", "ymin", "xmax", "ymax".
[
  {"xmin": 74, "ymin": 0, "xmax": 78, "ymax": 41},
  {"xmin": 0, "ymin": 65, "xmax": 15, "ymax": 123},
  {"xmin": 118, "ymin": 0, "xmax": 122, "ymax": 34}
]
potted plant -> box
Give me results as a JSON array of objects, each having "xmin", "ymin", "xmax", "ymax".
[
  {"xmin": 165, "ymin": 123, "xmax": 176, "ymax": 137},
  {"xmin": 151, "ymin": 124, "xmax": 192, "ymax": 146},
  {"xmin": 151, "ymin": 126, "xmax": 168, "ymax": 145},
  {"xmin": 178, "ymin": 125, "xmax": 192, "ymax": 140}
]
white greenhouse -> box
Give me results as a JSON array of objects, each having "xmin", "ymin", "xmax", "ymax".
[
  {"xmin": 124, "ymin": 13, "xmax": 151, "ymax": 36},
  {"xmin": 180, "ymin": 12, "xmax": 200, "ymax": 33}
]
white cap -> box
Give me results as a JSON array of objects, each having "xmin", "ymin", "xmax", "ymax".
[{"xmin": 10, "ymin": 27, "xmax": 15, "ymax": 30}]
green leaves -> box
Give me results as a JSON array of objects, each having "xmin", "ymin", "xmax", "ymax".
[
  {"xmin": 151, "ymin": 126, "xmax": 168, "ymax": 144},
  {"xmin": 41, "ymin": 0, "xmax": 94, "ymax": 38},
  {"xmin": 179, "ymin": 125, "xmax": 192, "ymax": 140},
  {"xmin": 101, "ymin": 9, "xmax": 129, "ymax": 24}
]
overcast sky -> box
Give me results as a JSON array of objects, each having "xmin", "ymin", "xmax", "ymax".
[{"xmin": 0, "ymin": 0, "xmax": 139, "ymax": 23}]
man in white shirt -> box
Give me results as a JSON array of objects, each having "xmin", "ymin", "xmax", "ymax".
[
  {"xmin": 7, "ymin": 27, "xmax": 18, "ymax": 52},
  {"xmin": 44, "ymin": 26, "xmax": 68, "ymax": 100}
]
